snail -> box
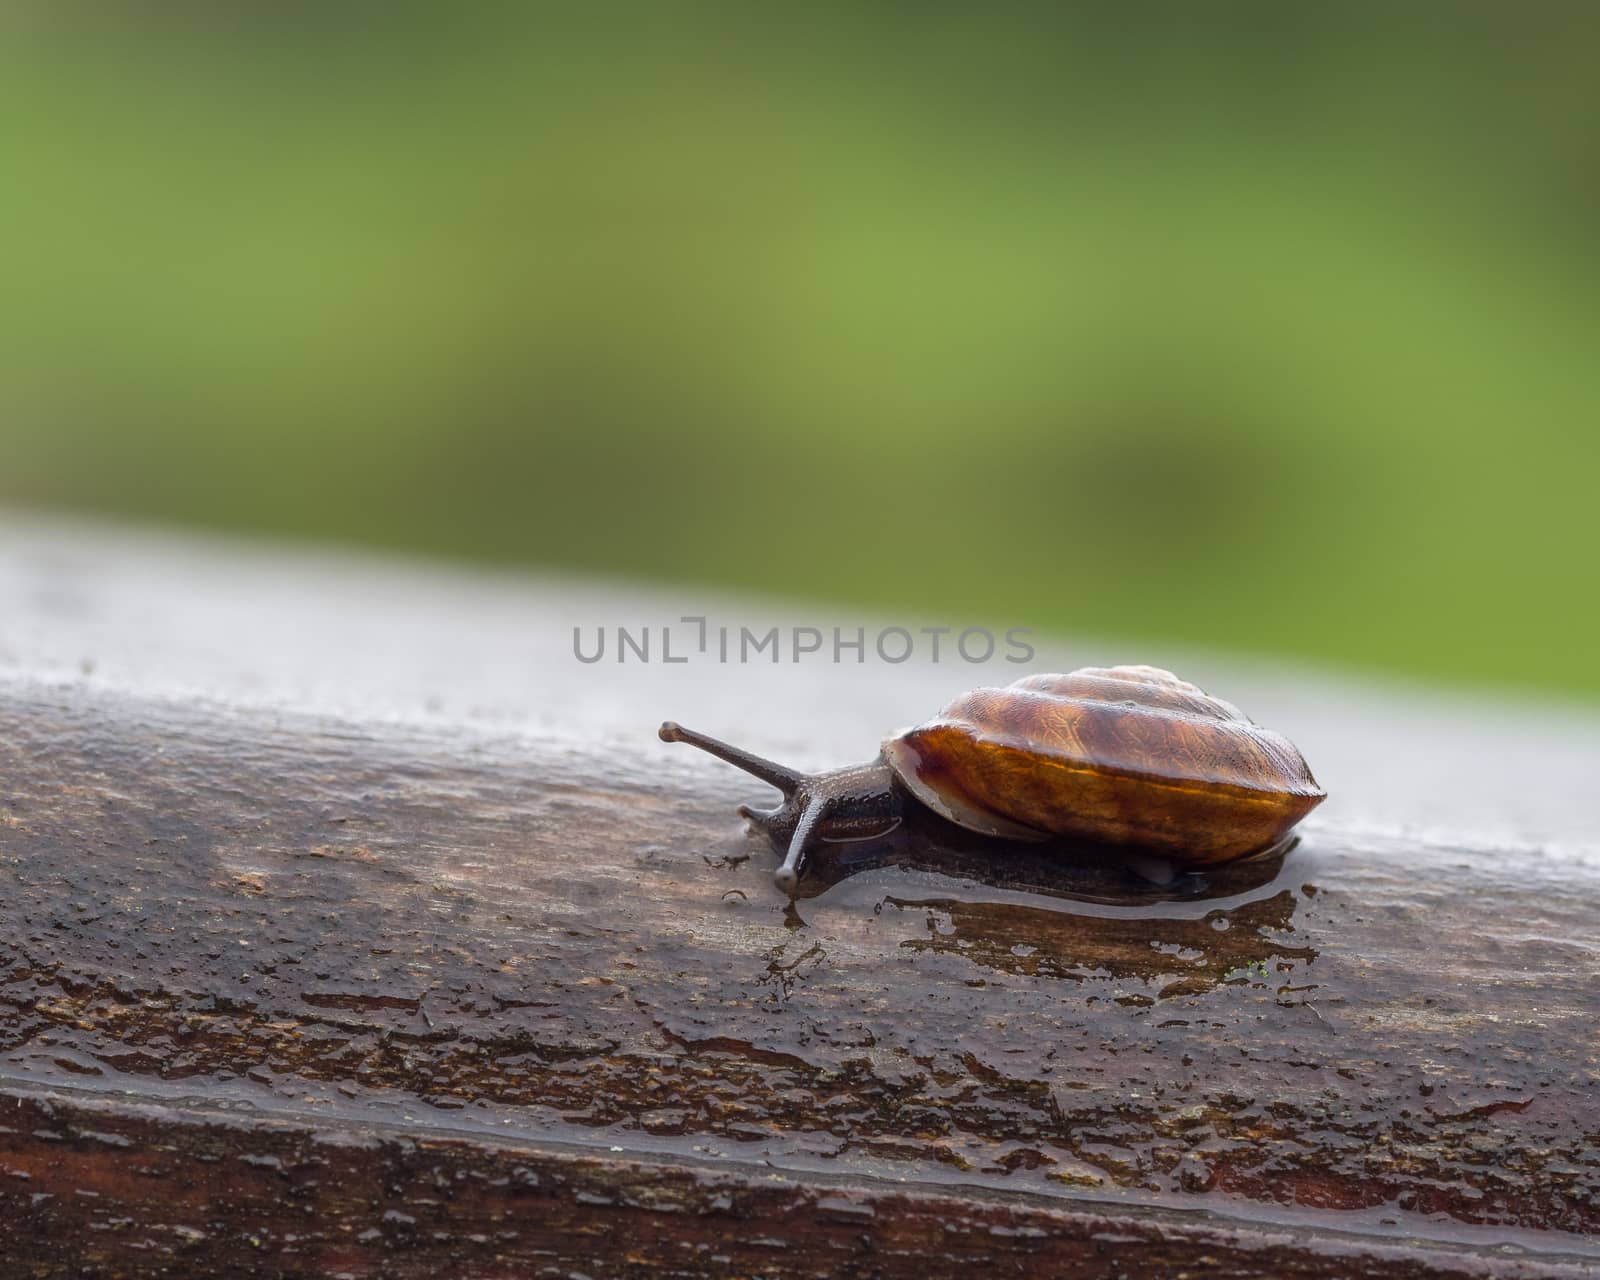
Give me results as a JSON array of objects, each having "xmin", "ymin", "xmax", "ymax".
[{"xmin": 659, "ymin": 666, "xmax": 1324, "ymax": 895}]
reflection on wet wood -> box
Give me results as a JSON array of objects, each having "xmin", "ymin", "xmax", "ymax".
[{"xmin": 2, "ymin": 681, "xmax": 1597, "ymax": 1278}]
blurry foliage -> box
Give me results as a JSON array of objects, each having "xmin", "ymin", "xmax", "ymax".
[{"xmin": 1, "ymin": 5, "xmax": 1596, "ymax": 695}]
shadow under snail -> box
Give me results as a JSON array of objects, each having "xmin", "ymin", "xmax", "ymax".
[{"xmin": 659, "ymin": 665, "xmax": 1325, "ymax": 895}]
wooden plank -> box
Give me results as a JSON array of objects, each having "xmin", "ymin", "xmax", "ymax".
[
  {"xmin": 6, "ymin": 1091, "xmax": 1592, "ymax": 1279},
  {"xmin": 2, "ymin": 677, "xmax": 1597, "ymax": 1277}
]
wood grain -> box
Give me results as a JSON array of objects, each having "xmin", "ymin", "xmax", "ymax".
[{"xmin": 2, "ymin": 678, "xmax": 1597, "ymax": 1277}]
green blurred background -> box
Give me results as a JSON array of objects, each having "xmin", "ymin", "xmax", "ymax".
[{"xmin": 3, "ymin": 6, "xmax": 1595, "ymax": 698}]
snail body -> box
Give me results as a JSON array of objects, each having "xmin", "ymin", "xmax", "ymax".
[{"xmin": 660, "ymin": 665, "xmax": 1325, "ymax": 895}]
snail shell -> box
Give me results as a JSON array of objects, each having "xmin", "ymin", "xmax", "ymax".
[{"xmin": 884, "ymin": 665, "xmax": 1324, "ymax": 865}]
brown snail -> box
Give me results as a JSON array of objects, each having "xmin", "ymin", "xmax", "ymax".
[{"xmin": 659, "ymin": 665, "xmax": 1325, "ymax": 895}]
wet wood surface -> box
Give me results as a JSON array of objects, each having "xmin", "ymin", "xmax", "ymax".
[
  {"xmin": 2, "ymin": 681, "xmax": 1597, "ymax": 1278},
  {"xmin": 0, "ymin": 519, "xmax": 1597, "ymax": 1277}
]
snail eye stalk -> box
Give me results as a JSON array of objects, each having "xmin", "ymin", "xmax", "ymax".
[{"xmin": 658, "ymin": 722, "xmax": 807, "ymax": 796}]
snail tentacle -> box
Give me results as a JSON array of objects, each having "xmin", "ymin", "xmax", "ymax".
[
  {"xmin": 658, "ymin": 722, "xmax": 804, "ymax": 795},
  {"xmin": 774, "ymin": 793, "xmax": 830, "ymax": 897}
]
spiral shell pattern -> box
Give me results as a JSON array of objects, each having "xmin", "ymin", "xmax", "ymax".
[{"xmin": 884, "ymin": 666, "xmax": 1325, "ymax": 865}]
